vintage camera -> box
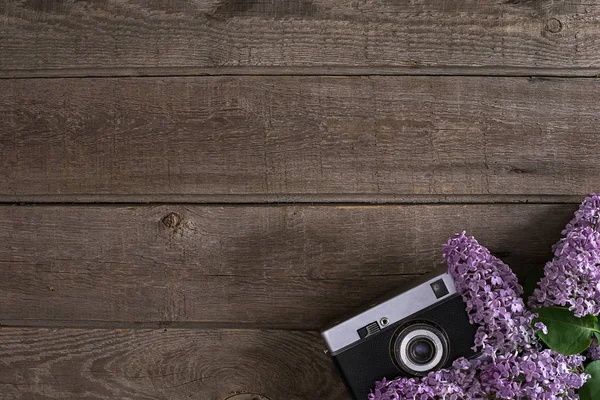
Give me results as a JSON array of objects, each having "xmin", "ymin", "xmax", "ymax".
[{"xmin": 321, "ymin": 268, "xmax": 478, "ymax": 400}]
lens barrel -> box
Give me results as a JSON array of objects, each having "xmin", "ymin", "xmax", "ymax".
[{"xmin": 392, "ymin": 322, "xmax": 449, "ymax": 376}]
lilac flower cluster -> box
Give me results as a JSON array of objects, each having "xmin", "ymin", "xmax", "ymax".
[
  {"xmin": 529, "ymin": 194, "xmax": 600, "ymax": 362},
  {"xmin": 443, "ymin": 232, "xmax": 535, "ymax": 357},
  {"xmin": 369, "ymin": 358, "xmax": 477, "ymax": 400},
  {"xmin": 477, "ymin": 350, "xmax": 587, "ymax": 399},
  {"xmin": 370, "ymin": 351, "xmax": 587, "ymax": 400},
  {"xmin": 369, "ymin": 232, "xmax": 588, "ymax": 400},
  {"xmin": 529, "ymin": 193, "xmax": 600, "ymax": 316},
  {"xmin": 587, "ymin": 338, "xmax": 600, "ymax": 361}
]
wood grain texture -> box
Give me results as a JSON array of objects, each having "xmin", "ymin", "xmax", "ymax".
[
  {"xmin": 0, "ymin": 328, "xmax": 348, "ymax": 400},
  {"xmin": 1, "ymin": 0, "xmax": 599, "ymax": 74},
  {"xmin": 0, "ymin": 204, "xmax": 576, "ymax": 328},
  {"xmin": 1, "ymin": 76, "xmax": 600, "ymax": 198}
]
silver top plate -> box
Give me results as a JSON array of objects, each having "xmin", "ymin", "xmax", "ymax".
[{"xmin": 320, "ymin": 271, "xmax": 457, "ymax": 354}]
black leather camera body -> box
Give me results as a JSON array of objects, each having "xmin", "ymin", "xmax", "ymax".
[{"xmin": 320, "ymin": 269, "xmax": 478, "ymax": 400}]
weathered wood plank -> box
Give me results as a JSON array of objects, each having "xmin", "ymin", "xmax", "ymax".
[
  {"xmin": 0, "ymin": 328, "xmax": 348, "ymax": 400},
  {"xmin": 1, "ymin": 0, "xmax": 599, "ymax": 75},
  {"xmin": 1, "ymin": 76, "xmax": 600, "ymax": 198},
  {"xmin": 0, "ymin": 204, "xmax": 576, "ymax": 328},
  {"xmin": 0, "ymin": 194, "xmax": 588, "ymax": 204}
]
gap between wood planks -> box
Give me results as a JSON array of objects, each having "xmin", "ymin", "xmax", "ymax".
[
  {"xmin": 0, "ymin": 319, "xmax": 365, "ymax": 331},
  {"xmin": 1, "ymin": 66, "xmax": 599, "ymax": 79},
  {"xmin": 0, "ymin": 194, "xmax": 589, "ymax": 205}
]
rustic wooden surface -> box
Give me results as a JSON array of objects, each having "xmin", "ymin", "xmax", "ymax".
[
  {"xmin": 1, "ymin": 0, "xmax": 599, "ymax": 75},
  {"xmin": 1, "ymin": 0, "xmax": 600, "ymax": 399},
  {"xmin": 1, "ymin": 76, "xmax": 599, "ymax": 199},
  {"xmin": 0, "ymin": 204, "xmax": 575, "ymax": 328},
  {"xmin": 0, "ymin": 328, "xmax": 347, "ymax": 400}
]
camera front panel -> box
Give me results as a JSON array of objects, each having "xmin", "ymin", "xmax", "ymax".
[{"xmin": 330, "ymin": 294, "xmax": 477, "ymax": 400}]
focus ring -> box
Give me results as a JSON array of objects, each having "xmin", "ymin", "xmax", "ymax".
[{"xmin": 392, "ymin": 322, "xmax": 449, "ymax": 376}]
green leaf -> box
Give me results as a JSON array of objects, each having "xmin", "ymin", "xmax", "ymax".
[
  {"xmin": 580, "ymin": 361, "xmax": 600, "ymax": 400},
  {"xmin": 533, "ymin": 307, "xmax": 599, "ymax": 355}
]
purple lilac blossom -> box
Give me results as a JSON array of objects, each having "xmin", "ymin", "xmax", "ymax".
[
  {"xmin": 443, "ymin": 232, "xmax": 535, "ymax": 357},
  {"xmin": 529, "ymin": 193, "xmax": 600, "ymax": 317},
  {"xmin": 476, "ymin": 350, "xmax": 587, "ymax": 399},
  {"xmin": 587, "ymin": 338, "xmax": 600, "ymax": 361},
  {"xmin": 370, "ymin": 351, "xmax": 587, "ymax": 400},
  {"xmin": 369, "ymin": 232, "xmax": 588, "ymax": 400}
]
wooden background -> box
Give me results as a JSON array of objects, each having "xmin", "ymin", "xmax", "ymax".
[{"xmin": 1, "ymin": 0, "xmax": 599, "ymax": 399}]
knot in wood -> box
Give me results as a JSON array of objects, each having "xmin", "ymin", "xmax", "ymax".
[
  {"xmin": 162, "ymin": 212, "xmax": 182, "ymax": 229},
  {"xmin": 545, "ymin": 18, "xmax": 562, "ymax": 33}
]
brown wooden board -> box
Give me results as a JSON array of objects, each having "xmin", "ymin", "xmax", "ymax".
[
  {"xmin": 0, "ymin": 328, "xmax": 349, "ymax": 400},
  {"xmin": 1, "ymin": 0, "xmax": 599, "ymax": 75},
  {"xmin": 1, "ymin": 76, "xmax": 599, "ymax": 199},
  {"xmin": 0, "ymin": 204, "xmax": 576, "ymax": 328}
]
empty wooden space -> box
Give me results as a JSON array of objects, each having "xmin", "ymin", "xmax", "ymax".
[
  {"xmin": 1, "ymin": 0, "xmax": 599, "ymax": 75},
  {"xmin": 1, "ymin": 0, "xmax": 599, "ymax": 399},
  {"xmin": 0, "ymin": 204, "xmax": 576, "ymax": 328},
  {"xmin": 0, "ymin": 328, "xmax": 348, "ymax": 400},
  {"xmin": 1, "ymin": 76, "xmax": 599, "ymax": 199}
]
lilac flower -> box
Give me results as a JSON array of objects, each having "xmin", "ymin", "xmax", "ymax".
[
  {"xmin": 529, "ymin": 193, "xmax": 600, "ymax": 317},
  {"xmin": 369, "ymin": 358, "xmax": 477, "ymax": 400},
  {"xmin": 528, "ymin": 193, "xmax": 600, "ymax": 365},
  {"xmin": 370, "ymin": 350, "xmax": 587, "ymax": 400},
  {"xmin": 370, "ymin": 232, "xmax": 588, "ymax": 400},
  {"xmin": 443, "ymin": 232, "xmax": 536, "ymax": 356},
  {"xmin": 477, "ymin": 350, "xmax": 587, "ymax": 399},
  {"xmin": 587, "ymin": 339, "xmax": 600, "ymax": 361},
  {"xmin": 534, "ymin": 322, "xmax": 548, "ymax": 335}
]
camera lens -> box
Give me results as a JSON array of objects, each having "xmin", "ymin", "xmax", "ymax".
[
  {"xmin": 391, "ymin": 322, "xmax": 449, "ymax": 376},
  {"xmin": 408, "ymin": 338, "xmax": 435, "ymax": 364}
]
